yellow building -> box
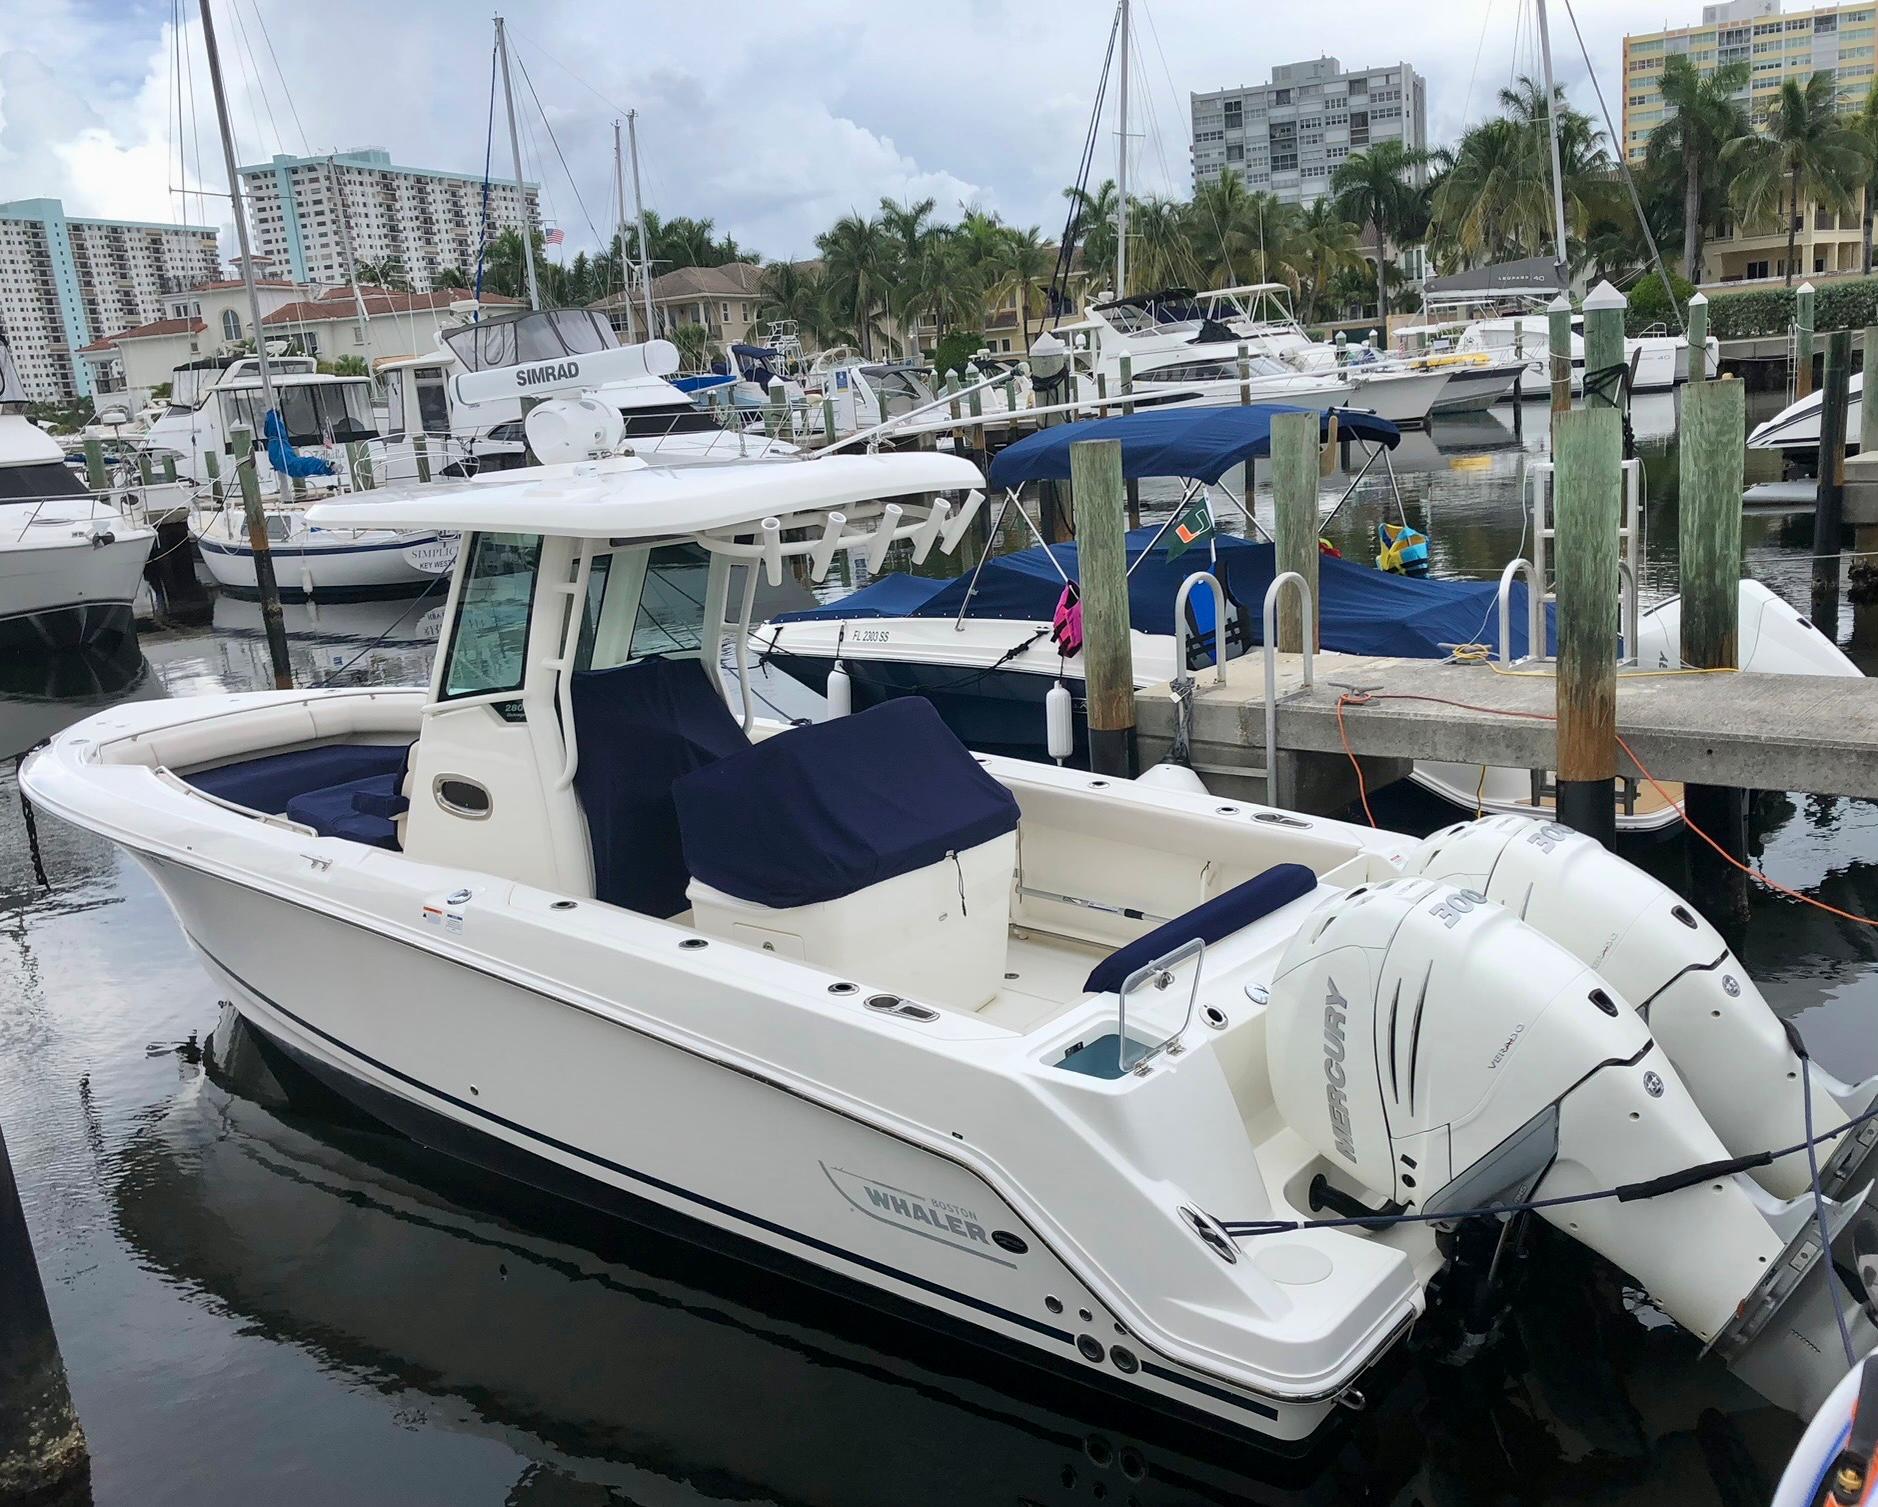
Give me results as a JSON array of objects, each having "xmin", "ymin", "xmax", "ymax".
[{"xmin": 1623, "ymin": 0, "xmax": 1878, "ymax": 283}]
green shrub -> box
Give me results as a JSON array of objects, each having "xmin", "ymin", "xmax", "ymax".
[{"xmin": 1625, "ymin": 270, "xmax": 1695, "ymax": 331}]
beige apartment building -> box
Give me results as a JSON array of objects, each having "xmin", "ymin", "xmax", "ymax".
[{"xmin": 1623, "ymin": 0, "xmax": 1878, "ymax": 283}]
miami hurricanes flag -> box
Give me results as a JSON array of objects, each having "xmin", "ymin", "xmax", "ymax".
[{"xmin": 1165, "ymin": 497, "xmax": 1217, "ymax": 560}]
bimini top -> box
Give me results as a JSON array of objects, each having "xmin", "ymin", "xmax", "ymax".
[
  {"xmin": 304, "ymin": 451, "xmax": 983, "ymax": 541},
  {"xmin": 986, "ymin": 405, "xmax": 1400, "ymax": 491},
  {"xmin": 775, "ymin": 529, "xmax": 1554, "ymax": 662}
]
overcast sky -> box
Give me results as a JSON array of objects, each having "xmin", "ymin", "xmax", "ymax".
[{"xmin": 2, "ymin": 0, "xmax": 1699, "ymax": 265}]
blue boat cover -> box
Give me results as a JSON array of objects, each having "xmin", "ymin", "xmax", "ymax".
[
  {"xmin": 673, "ymin": 373, "xmax": 736, "ymax": 394},
  {"xmin": 986, "ymin": 405, "xmax": 1400, "ymax": 490},
  {"xmin": 186, "ymin": 742, "xmax": 409, "ymax": 813},
  {"xmin": 572, "ymin": 657, "xmax": 752, "ymax": 919},
  {"xmin": 673, "ymin": 697, "xmax": 1020, "ymax": 909},
  {"xmin": 263, "ymin": 409, "xmax": 336, "ymax": 478},
  {"xmin": 776, "ymin": 529, "xmax": 1556, "ymax": 661},
  {"xmin": 1083, "ymin": 863, "xmax": 1317, "ymax": 995}
]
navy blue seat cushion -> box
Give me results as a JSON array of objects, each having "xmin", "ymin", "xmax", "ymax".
[
  {"xmin": 1082, "ymin": 863, "xmax": 1318, "ymax": 996},
  {"xmin": 186, "ymin": 742, "xmax": 409, "ymax": 813},
  {"xmin": 673, "ymin": 697, "xmax": 1020, "ymax": 910},
  {"xmin": 571, "ymin": 657, "xmax": 752, "ymax": 919},
  {"xmin": 286, "ymin": 773, "xmax": 405, "ymax": 850}
]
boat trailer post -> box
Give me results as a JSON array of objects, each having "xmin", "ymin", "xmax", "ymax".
[
  {"xmin": 1679, "ymin": 376, "xmax": 1751, "ymax": 921},
  {"xmin": 1071, "ymin": 437, "xmax": 1136, "ymax": 776}
]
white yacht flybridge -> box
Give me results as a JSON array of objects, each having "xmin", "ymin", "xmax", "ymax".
[{"xmin": 23, "ymin": 365, "xmax": 1878, "ymax": 1443}]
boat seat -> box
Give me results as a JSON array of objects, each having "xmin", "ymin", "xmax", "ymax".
[
  {"xmin": 285, "ymin": 772, "xmax": 409, "ymax": 850},
  {"xmin": 673, "ymin": 699, "xmax": 1021, "ymax": 1010},
  {"xmin": 1082, "ymin": 863, "xmax": 1318, "ymax": 996},
  {"xmin": 184, "ymin": 741, "xmax": 410, "ymax": 815},
  {"xmin": 570, "ymin": 656, "xmax": 751, "ymax": 919}
]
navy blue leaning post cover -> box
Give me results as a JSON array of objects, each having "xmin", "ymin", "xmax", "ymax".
[
  {"xmin": 673, "ymin": 698, "xmax": 1021, "ymax": 909},
  {"xmin": 571, "ymin": 657, "xmax": 752, "ymax": 919},
  {"xmin": 1083, "ymin": 863, "xmax": 1318, "ymax": 996}
]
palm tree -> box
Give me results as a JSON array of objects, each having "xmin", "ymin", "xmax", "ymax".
[
  {"xmin": 816, "ymin": 213, "xmax": 895, "ymax": 357},
  {"xmin": 1187, "ymin": 170, "xmax": 1261, "ymax": 287},
  {"xmin": 1330, "ymin": 139, "xmax": 1429, "ymax": 322},
  {"xmin": 1429, "ymin": 119, "xmax": 1530, "ymax": 268},
  {"xmin": 1062, "ymin": 179, "xmax": 1120, "ymax": 293},
  {"xmin": 1646, "ymin": 55, "xmax": 1751, "ymax": 282},
  {"xmin": 352, "ymin": 254, "xmax": 408, "ymax": 290},
  {"xmin": 432, "ymin": 265, "xmax": 469, "ymax": 290},
  {"xmin": 1291, "ymin": 200, "xmax": 1367, "ymax": 321},
  {"xmin": 1128, "ymin": 197, "xmax": 1198, "ymax": 290},
  {"xmin": 1726, "ymin": 71, "xmax": 1869, "ymax": 286},
  {"xmin": 984, "ymin": 225, "xmax": 1052, "ymax": 351},
  {"xmin": 1852, "ymin": 81, "xmax": 1878, "ymax": 274},
  {"xmin": 756, "ymin": 260, "xmax": 823, "ymax": 333}
]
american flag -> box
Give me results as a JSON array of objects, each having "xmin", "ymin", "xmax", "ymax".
[{"xmin": 543, "ymin": 227, "xmax": 565, "ymax": 246}]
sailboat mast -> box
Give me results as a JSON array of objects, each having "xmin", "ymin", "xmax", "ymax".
[
  {"xmin": 613, "ymin": 121, "xmax": 632, "ymax": 339},
  {"xmin": 327, "ymin": 155, "xmax": 373, "ymax": 343},
  {"xmin": 1114, "ymin": 0, "xmax": 1130, "ymax": 298},
  {"xmin": 1533, "ymin": 0, "xmax": 1571, "ymax": 282},
  {"xmin": 494, "ymin": 16, "xmax": 541, "ymax": 311},
  {"xmin": 197, "ymin": 0, "xmax": 293, "ymax": 689},
  {"xmin": 628, "ymin": 111, "xmax": 655, "ymax": 343}
]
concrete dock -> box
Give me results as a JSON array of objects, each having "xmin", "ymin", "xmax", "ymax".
[{"xmin": 1136, "ymin": 652, "xmax": 1878, "ymax": 805}]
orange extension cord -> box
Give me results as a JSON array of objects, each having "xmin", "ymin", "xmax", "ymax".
[{"xmin": 1331, "ymin": 689, "xmax": 1878, "ymax": 928}]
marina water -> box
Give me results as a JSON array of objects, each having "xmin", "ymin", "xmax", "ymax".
[{"xmin": 2, "ymin": 393, "xmax": 1869, "ymax": 1505}]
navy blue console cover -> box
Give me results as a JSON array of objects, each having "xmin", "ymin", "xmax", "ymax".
[
  {"xmin": 1083, "ymin": 863, "xmax": 1317, "ymax": 995},
  {"xmin": 186, "ymin": 742, "xmax": 409, "ymax": 813},
  {"xmin": 673, "ymin": 697, "xmax": 1020, "ymax": 909},
  {"xmin": 571, "ymin": 657, "xmax": 751, "ymax": 919}
]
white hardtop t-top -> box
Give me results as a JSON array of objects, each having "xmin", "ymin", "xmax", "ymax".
[{"xmin": 304, "ymin": 450, "xmax": 983, "ymax": 541}]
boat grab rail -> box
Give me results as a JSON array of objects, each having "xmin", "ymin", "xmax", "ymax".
[
  {"xmin": 1497, "ymin": 557, "xmax": 1538, "ymax": 665},
  {"xmin": 1116, "ymin": 935, "xmax": 1205, "ymax": 1075},
  {"xmin": 1261, "ymin": 571, "xmax": 1315, "ymax": 809},
  {"xmin": 694, "ymin": 493, "xmax": 982, "ymax": 585},
  {"xmin": 1173, "ymin": 572, "xmax": 1230, "ymax": 690}
]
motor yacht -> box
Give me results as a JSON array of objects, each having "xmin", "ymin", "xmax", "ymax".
[
  {"xmin": 1748, "ymin": 373, "xmax": 1865, "ymax": 461},
  {"xmin": 0, "ymin": 340, "xmax": 155, "ymax": 650},
  {"xmin": 22, "ymin": 361, "xmax": 1878, "ymax": 1443}
]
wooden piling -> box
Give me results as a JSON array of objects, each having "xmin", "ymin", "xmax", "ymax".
[
  {"xmin": 1548, "ymin": 293, "xmax": 1573, "ymax": 416},
  {"xmin": 1030, "ymin": 333, "xmax": 1071, "ymax": 542},
  {"xmin": 1271, "ymin": 410, "xmax": 1321, "ymax": 654},
  {"xmin": 1795, "ymin": 281, "xmax": 1817, "ymax": 400},
  {"xmin": 136, "ymin": 452, "xmax": 154, "ymax": 488},
  {"xmin": 0, "ymin": 1121, "xmax": 86, "ymax": 1500},
  {"xmin": 1814, "ymin": 327, "xmax": 1852, "ymax": 629},
  {"xmin": 229, "ymin": 424, "xmax": 294, "ymax": 690},
  {"xmin": 82, "ymin": 438, "xmax": 105, "ymax": 493},
  {"xmin": 346, "ymin": 440, "xmax": 374, "ymax": 491},
  {"xmin": 413, "ymin": 432, "xmax": 432, "ymax": 484},
  {"xmin": 1236, "ymin": 342, "xmax": 1252, "ymax": 408},
  {"xmin": 160, "ymin": 454, "xmax": 177, "ymax": 483},
  {"xmin": 1512, "ymin": 320, "xmax": 1524, "ymax": 435},
  {"xmin": 1553, "ymin": 406, "xmax": 1623, "ymax": 847},
  {"xmin": 1582, "ymin": 280, "xmax": 1627, "ymax": 413},
  {"xmin": 1687, "ymin": 292, "xmax": 1709, "ymax": 381},
  {"xmin": 1864, "ymin": 326, "xmax": 1878, "ymax": 457},
  {"xmin": 1119, "ymin": 352, "xmax": 1140, "ymax": 528},
  {"xmin": 1679, "ymin": 376, "xmax": 1749, "ymax": 918},
  {"xmin": 1070, "ymin": 437, "xmax": 1135, "ymax": 776},
  {"xmin": 203, "ymin": 447, "xmax": 221, "ymax": 503},
  {"xmin": 822, "ymin": 394, "xmax": 837, "ymax": 446}
]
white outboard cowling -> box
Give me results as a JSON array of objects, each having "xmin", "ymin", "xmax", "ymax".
[
  {"xmin": 1402, "ymin": 815, "xmax": 1878, "ymax": 1202},
  {"xmin": 1265, "ymin": 875, "xmax": 1878, "ymax": 1418}
]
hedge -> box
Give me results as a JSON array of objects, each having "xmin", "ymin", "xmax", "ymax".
[{"xmin": 1625, "ymin": 276, "xmax": 1878, "ymax": 339}]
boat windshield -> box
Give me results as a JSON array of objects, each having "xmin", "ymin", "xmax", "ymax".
[
  {"xmin": 219, "ymin": 382, "xmax": 378, "ymax": 446},
  {"xmin": 861, "ymin": 367, "xmax": 934, "ymax": 418},
  {"xmin": 442, "ymin": 310, "xmax": 618, "ymax": 372}
]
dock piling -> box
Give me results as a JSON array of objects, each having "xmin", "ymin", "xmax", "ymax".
[
  {"xmin": 81, "ymin": 438, "xmax": 105, "ymax": 494},
  {"xmin": 0, "ymin": 1121, "xmax": 86, "ymax": 1501},
  {"xmin": 1119, "ymin": 353, "xmax": 1141, "ymax": 528},
  {"xmin": 1548, "ymin": 293, "xmax": 1573, "ymax": 416},
  {"xmin": 1582, "ymin": 280, "xmax": 1627, "ymax": 414},
  {"xmin": 1815, "ymin": 328, "xmax": 1852, "ymax": 630},
  {"xmin": 413, "ymin": 432, "xmax": 432, "ymax": 484},
  {"xmin": 1687, "ymin": 292, "xmax": 1709, "ymax": 381},
  {"xmin": 1030, "ymin": 333, "xmax": 1071, "ymax": 542},
  {"xmin": 1552, "ymin": 406, "xmax": 1623, "ymax": 847},
  {"xmin": 1069, "ymin": 437, "xmax": 1135, "ymax": 776},
  {"xmin": 345, "ymin": 440, "xmax": 374, "ymax": 491},
  {"xmin": 229, "ymin": 424, "xmax": 294, "ymax": 690},
  {"xmin": 1795, "ymin": 281, "xmax": 1817, "ymax": 400},
  {"xmin": 1679, "ymin": 377, "xmax": 1750, "ymax": 919},
  {"xmin": 1271, "ymin": 411, "xmax": 1321, "ymax": 654}
]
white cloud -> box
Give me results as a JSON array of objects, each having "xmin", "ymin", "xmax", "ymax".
[{"xmin": 0, "ymin": 0, "xmax": 1670, "ymax": 261}]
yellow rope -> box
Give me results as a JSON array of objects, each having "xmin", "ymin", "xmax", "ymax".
[{"xmin": 1439, "ymin": 643, "xmax": 1743, "ymax": 679}]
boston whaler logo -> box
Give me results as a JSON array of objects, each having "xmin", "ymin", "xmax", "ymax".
[
  {"xmin": 821, "ymin": 1164, "xmax": 1015, "ymax": 1266},
  {"xmin": 1323, "ymin": 978, "xmax": 1357, "ymax": 1164},
  {"xmin": 513, "ymin": 359, "xmax": 581, "ymax": 389}
]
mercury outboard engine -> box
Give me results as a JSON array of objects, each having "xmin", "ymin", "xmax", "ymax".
[
  {"xmin": 1401, "ymin": 815, "xmax": 1878, "ymax": 1203},
  {"xmin": 1265, "ymin": 872, "xmax": 1875, "ymax": 1418}
]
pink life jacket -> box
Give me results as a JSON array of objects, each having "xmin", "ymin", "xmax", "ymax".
[{"xmin": 1051, "ymin": 584, "xmax": 1084, "ymax": 657}]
